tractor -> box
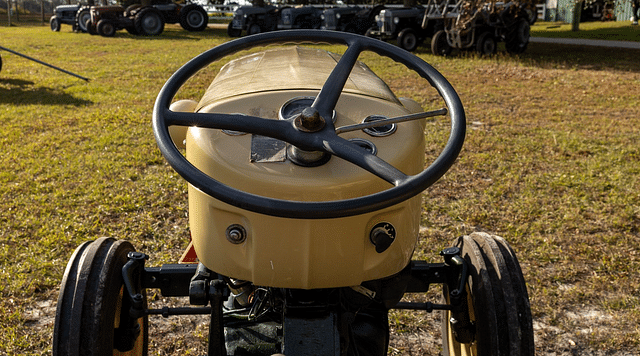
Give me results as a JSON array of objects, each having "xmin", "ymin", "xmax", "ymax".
[
  {"xmin": 366, "ymin": 5, "xmax": 441, "ymax": 52},
  {"xmin": 87, "ymin": 0, "xmax": 208, "ymax": 37},
  {"xmin": 53, "ymin": 30, "xmax": 534, "ymax": 355},
  {"xmin": 426, "ymin": 0, "xmax": 537, "ymax": 56},
  {"xmin": 49, "ymin": 4, "xmax": 83, "ymax": 32},
  {"xmin": 321, "ymin": 5, "xmax": 385, "ymax": 35},
  {"xmin": 278, "ymin": 5, "xmax": 324, "ymax": 30},
  {"xmin": 227, "ymin": 2, "xmax": 280, "ymax": 37},
  {"xmin": 87, "ymin": 4, "xmax": 164, "ymax": 36}
]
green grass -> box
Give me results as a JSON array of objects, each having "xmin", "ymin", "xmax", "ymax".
[
  {"xmin": 1, "ymin": 23, "xmax": 640, "ymax": 355},
  {"xmin": 532, "ymin": 20, "xmax": 640, "ymax": 41}
]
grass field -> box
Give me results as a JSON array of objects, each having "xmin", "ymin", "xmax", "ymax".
[
  {"xmin": 1, "ymin": 22, "xmax": 639, "ymax": 355},
  {"xmin": 532, "ymin": 20, "xmax": 640, "ymax": 42}
]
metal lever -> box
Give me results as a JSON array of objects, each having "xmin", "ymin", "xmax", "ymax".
[{"xmin": 335, "ymin": 108, "xmax": 448, "ymax": 135}]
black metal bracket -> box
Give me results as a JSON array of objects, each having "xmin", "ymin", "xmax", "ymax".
[
  {"xmin": 117, "ymin": 251, "xmax": 149, "ymax": 352},
  {"xmin": 142, "ymin": 263, "xmax": 198, "ymax": 297},
  {"xmin": 122, "ymin": 252, "xmax": 148, "ymax": 317},
  {"xmin": 440, "ymin": 246, "xmax": 475, "ymax": 344},
  {"xmin": 390, "ymin": 247, "xmax": 475, "ymax": 344}
]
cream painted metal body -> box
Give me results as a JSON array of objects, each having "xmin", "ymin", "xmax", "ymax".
[{"xmin": 175, "ymin": 47, "xmax": 427, "ymax": 289}]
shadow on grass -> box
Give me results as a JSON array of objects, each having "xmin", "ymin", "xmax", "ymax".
[
  {"xmin": 104, "ymin": 26, "xmax": 229, "ymax": 41},
  {"xmin": 414, "ymin": 40, "xmax": 640, "ymax": 73},
  {"xmin": 522, "ymin": 42, "xmax": 640, "ymax": 72},
  {"xmin": 0, "ymin": 78, "xmax": 93, "ymax": 106}
]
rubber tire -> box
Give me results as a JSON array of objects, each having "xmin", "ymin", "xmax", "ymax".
[
  {"xmin": 76, "ymin": 9, "xmax": 91, "ymax": 33},
  {"xmin": 397, "ymin": 28, "xmax": 419, "ymax": 52},
  {"xmin": 88, "ymin": 23, "xmax": 98, "ymax": 35},
  {"xmin": 441, "ymin": 232, "xmax": 534, "ymax": 356},
  {"xmin": 50, "ymin": 16, "xmax": 61, "ymax": 31},
  {"xmin": 505, "ymin": 19, "xmax": 530, "ymax": 54},
  {"xmin": 475, "ymin": 32, "xmax": 497, "ymax": 55},
  {"xmin": 52, "ymin": 237, "xmax": 148, "ymax": 356},
  {"xmin": 227, "ymin": 22, "xmax": 242, "ymax": 37},
  {"xmin": 247, "ymin": 22, "xmax": 261, "ymax": 35},
  {"xmin": 135, "ymin": 8, "xmax": 165, "ymax": 36},
  {"xmin": 180, "ymin": 4, "xmax": 208, "ymax": 31},
  {"xmin": 431, "ymin": 30, "xmax": 452, "ymax": 56},
  {"xmin": 97, "ymin": 19, "xmax": 117, "ymax": 37}
]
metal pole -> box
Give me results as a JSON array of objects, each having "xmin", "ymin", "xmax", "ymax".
[{"xmin": 0, "ymin": 45, "xmax": 90, "ymax": 82}]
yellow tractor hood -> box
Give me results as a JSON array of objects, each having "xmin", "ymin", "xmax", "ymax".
[{"xmin": 197, "ymin": 46, "xmax": 401, "ymax": 110}]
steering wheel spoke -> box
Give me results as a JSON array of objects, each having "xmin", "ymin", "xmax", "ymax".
[
  {"xmin": 322, "ymin": 136, "xmax": 408, "ymax": 186},
  {"xmin": 164, "ymin": 109, "xmax": 294, "ymax": 140},
  {"xmin": 312, "ymin": 40, "xmax": 364, "ymax": 120}
]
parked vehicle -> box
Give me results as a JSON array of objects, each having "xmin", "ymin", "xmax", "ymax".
[
  {"xmin": 150, "ymin": 1, "xmax": 209, "ymax": 31},
  {"xmin": 53, "ymin": 30, "xmax": 535, "ymax": 356},
  {"xmin": 321, "ymin": 5, "xmax": 384, "ymax": 34},
  {"xmin": 87, "ymin": 0, "xmax": 208, "ymax": 37},
  {"xmin": 227, "ymin": 3, "xmax": 280, "ymax": 36},
  {"xmin": 427, "ymin": 0, "xmax": 534, "ymax": 55},
  {"xmin": 278, "ymin": 5, "xmax": 323, "ymax": 30},
  {"xmin": 367, "ymin": 6, "xmax": 440, "ymax": 52},
  {"xmin": 88, "ymin": 5, "xmax": 164, "ymax": 36},
  {"xmin": 50, "ymin": 4, "xmax": 82, "ymax": 32}
]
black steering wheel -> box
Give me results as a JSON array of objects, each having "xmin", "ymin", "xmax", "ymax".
[{"xmin": 153, "ymin": 30, "xmax": 465, "ymax": 219}]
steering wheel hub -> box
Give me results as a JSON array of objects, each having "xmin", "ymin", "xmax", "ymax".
[{"xmin": 294, "ymin": 107, "xmax": 326, "ymax": 132}]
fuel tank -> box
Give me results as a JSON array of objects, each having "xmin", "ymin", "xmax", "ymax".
[{"xmin": 182, "ymin": 47, "xmax": 426, "ymax": 289}]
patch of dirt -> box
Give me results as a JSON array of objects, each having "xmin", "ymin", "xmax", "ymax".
[{"xmin": 23, "ymin": 296, "xmax": 636, "ymax": 355}]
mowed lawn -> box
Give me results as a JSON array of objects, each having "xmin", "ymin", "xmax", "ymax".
[{"xmin": 1, "ymin": 23, "xmax": 639, "ymax": 355}]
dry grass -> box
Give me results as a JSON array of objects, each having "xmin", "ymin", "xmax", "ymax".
[{"xmin": 1, "ymin": 23, "xmax": 639, "ymax": 355}]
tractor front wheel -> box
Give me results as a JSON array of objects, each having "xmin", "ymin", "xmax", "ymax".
[
  {"xmin": 475, "ymin": 32, "xmax": 497, "ymax": 55},
  {"xmin": 53, "ymin": 237, "xmax": 148, "ymax": 356},
  {"xmin": 441, "ymin": 232, "xmax": 534, "ymax": 355},
  {"xmin": 76, "ymin": 8, "xmax": 91, "ymax": 33},
  {"xmin": 431, "ymin": 30, "xmax": 452, "ymax": 56},
  {"xmin": 397, "ymin": 28, "xmax": 419, "ymax": 52},
  {"xmin": 97, "ymin": 19, "xmax": 117, "ymax": 37},
  {"xmin": 247, "ymin": 22, "xmax": 262, "ymax": 35},
  {"xmin": 50, "ymin": 16, "xmax": 61, "ymax": 31},
  {"xmin": 227, "ymin": 22, "xmax": 241, "ymax": 37}
]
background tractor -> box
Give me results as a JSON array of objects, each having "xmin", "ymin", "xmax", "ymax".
[
  {"xmin": 427, "ymin": 0, "xmax": 536, "ymax": 55},
  {"xmin": 278, "ymin": 5, "xmax": 324, "ymax": 29},
  {"xmin": 49, "ymin": 4, "xmax": 83, "ymax": 32},
  {"xmin": 366, "ymin": 5, "xmax": 441, "ymax": 52},
  {"xmin": 87, "ymin": 0, "xmax": 209, "ymax": 37},
  {"xmin": 88, "ymin": 4, "xmax": 165, "ymax": 36},
  {"xmin": 321, "ymin": 5, "xmax": 384, "ymax": 34},
  {"xmin": 227, "ymin": 1, "xmax": 280, "ymax": 36}
]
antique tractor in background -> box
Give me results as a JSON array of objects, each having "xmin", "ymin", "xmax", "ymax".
[
  {"xmin": 86, "ymin": 0, "xmax": 208, "ymax": 37},
  {"xmin": 367, "ymin": 0, "xmax": 535, "ymax": 54},
  {"xmin": 49, "ymin": 4, "xmax": 84, "ymax": 32},
  {"xmin": 321, "ymin": 5, "xmax": 385, "ymax": 35},
  {"xmin": 53, "ymin": 30, "xmax": 534, "ymax": 355},
  {"xmin": 227, "ymin": 1, "xmax": 280, "ymax": 36},
  {"xmin": 366, "ymin": 5, "xmax": 441, "ymax": 52},
  {"xmin": 427, "ymin": 0, "xmax": 536, "ymax": 55}
]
